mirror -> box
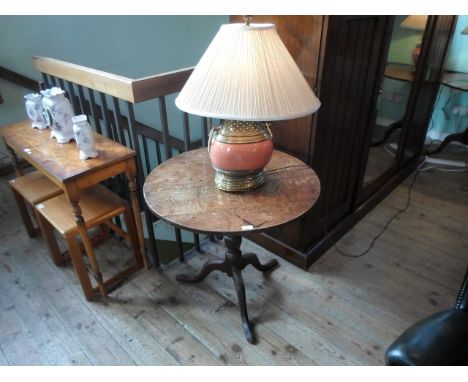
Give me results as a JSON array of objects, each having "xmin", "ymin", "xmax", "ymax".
[
  {"xmin": 363, "ymin": 15, "xmax": 428, "ymax": 187},
  {"xmin": 417, "ymin": 16, "xmax": 468, "ymax": 158}
]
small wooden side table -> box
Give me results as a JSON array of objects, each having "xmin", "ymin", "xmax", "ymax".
[
  {"xmin": 1, "ymin": 120, "xmax": 148, "ymax": 297},
  {"xmin": 143, "ymin": 148, "xmax": 320, "ymax": 343}
]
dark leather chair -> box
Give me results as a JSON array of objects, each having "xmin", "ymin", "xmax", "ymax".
[{"xmin": 385, "ymin": 267, "xmax": 468, "ymax": 365}]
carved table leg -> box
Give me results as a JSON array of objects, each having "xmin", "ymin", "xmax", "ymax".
[
  {"xmin": 231, "ymin": 265, "xmax": 254, "ymax": 343},
  {"xmin": 242, "ymin": 252, "xmax": 278, "ymax": 273},
  {"xmin": 176, "ymin": 235, "xmax": 278, "ymax": 344},
  {"xmin": 176, "ymin": 260, "xmax": 226, "ymax": 283}
]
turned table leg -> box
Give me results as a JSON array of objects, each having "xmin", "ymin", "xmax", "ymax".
[
  {"xmin": 66, "ymin": 187, "xmax": 107, "ymax": 299},
  {"xmin": 176, "ymin": 235, "xmax": 278, "ymax": 344},
  {"xmin": 72, "ymin": 201, "xmax": 107, "ymax": 298}
]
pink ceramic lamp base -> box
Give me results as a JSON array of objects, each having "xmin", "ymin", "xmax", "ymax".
[{"xmin": 208, "ymin": 121, "xmax": 274, "ymax": 192}]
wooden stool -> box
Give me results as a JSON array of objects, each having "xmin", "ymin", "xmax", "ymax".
[
  {"xmin": 35, "ymin": 184, "xmax": 143, "ymax": 301},
  {"xmin": 9, "ymin": 170, "xmax": 63, "ymax": 238}
]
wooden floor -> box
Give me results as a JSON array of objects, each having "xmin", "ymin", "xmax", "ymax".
[{"xmin": 0, "ymin": 157, "xmax": 467, "ymax": 365}]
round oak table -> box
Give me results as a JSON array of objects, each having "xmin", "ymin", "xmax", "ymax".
[{"xmin": 143, "ymin": 148, "xmax": 320, "ymax": 344}]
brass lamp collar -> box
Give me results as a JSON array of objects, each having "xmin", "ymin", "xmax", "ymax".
[{"xmin": 210, "ymin": 120, "xmax": 273, "ymax": 145}]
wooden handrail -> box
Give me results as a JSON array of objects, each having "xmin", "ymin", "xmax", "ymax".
[
  {"xmin": 33, "ymin": 56, "xmax": 135, "ymax": 102},
  {"xmin": 132, "ymin": 68, "xmax": 194, "ymax": 103},
  {"xmin": 32, "ymin": 56, "xmax": 193, "ymax": 103}
]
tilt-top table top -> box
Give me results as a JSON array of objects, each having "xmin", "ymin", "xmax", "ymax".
[{"xmin": 143, "ymin": 147, "xmax": 321, "ymax": 235}]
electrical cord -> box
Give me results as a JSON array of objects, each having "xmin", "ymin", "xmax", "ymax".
[
  {"xmin": 335, "ymin": 155, "xmax": 467, "ymax": 258},
  {"xmin": 334, "ymin": 163, "xmax": 423, "ymax": 258},
  {"xmin": 264, "ymin": 164, "xmax": 309, "ymax": 174}
]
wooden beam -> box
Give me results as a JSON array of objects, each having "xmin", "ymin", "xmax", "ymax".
[{"xmin": 32, "ymin": 56, "xmax": 135, "ymax": 102}]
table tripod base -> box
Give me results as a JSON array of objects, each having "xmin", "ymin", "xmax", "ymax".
[{"xmin": 176, "ymin": 235, "xmax": 278, "ymax": 344}]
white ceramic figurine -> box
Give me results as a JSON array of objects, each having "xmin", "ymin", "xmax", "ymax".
[
  {"xmin": 24, "ymin": 93, "xmax": 48, "ymax": 129},
  {"xmin": 72, "ymin": 114, "xmax": 99, "ymax": 160},
  {"xmin": 41, "ymin": 87, "xmax": 75, "ymax": 143}
]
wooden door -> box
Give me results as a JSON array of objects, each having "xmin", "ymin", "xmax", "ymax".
[{"xmin": 299, "ymin": 16, "xmax": 393, "ymax": 255}]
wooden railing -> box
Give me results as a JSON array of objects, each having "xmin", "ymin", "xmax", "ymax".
[{"xmin": 33, "ymin": 56, "xmax": 211, "ymax": 267}]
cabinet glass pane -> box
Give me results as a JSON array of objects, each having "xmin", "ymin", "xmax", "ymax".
[{"xmin": 363, "ymin": 15, "xmax": 427, "ymax": 187}]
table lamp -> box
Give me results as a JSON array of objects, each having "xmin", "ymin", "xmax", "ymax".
[
  {"xmin": 400, "ymin": 15, "xmax": 428, "ymax": 67},
  {"xmin": 175, "ymin": 17, "xmax": 320, "ymax": 192}
]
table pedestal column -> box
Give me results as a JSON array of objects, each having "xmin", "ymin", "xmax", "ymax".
[{"xmin": 176, "ymin": 235, "xmax": 278, "ymax": 344}]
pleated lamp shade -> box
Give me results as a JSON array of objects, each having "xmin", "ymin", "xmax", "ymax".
[
  {"xmin": 175, "ymin": 23, "xmax": 321, "ymax": 121},
  {"xmin": 400, "ymin": 15, "xmax": 428, "ymax": 31}
]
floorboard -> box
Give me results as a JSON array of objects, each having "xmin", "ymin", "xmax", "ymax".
[
  {"xmin": 0, "ymin": 249, "xmax": 91, "ymax": 365},
  {"xmin": 0, "ymin": 153, "xmax": 466, "ymax": 365}
]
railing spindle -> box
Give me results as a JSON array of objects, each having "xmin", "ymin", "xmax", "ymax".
[
  {"xmin": 112, "ymin": 97, "xmax": 127, "ymax": 146},
  {"xmin": 99, "ymin": 92, "xmax": 115, "ymax": 140},
  {"xmin": 65, "ymin": 81, "xmax": 81, "ymax": 115},
  {"xmin": 41, "ymin": 73, "xmax": 50, "ymax": 88},
  {"xmin": 142, "ymin": 136, "xmax": 151, "ymax": 176},
  {"xmin": 127, "ymin": 102, "xmax": 160, "ymax": 267},
  {"xmin": 202, "ymin": 119, "xmax": 215, "ymax": 242},
  {"xmin": 175, "ymin": 228, "xmax": 184, "ymax": 262},
  {"xmin": 158, "ymin": 96, "xmax": 171, "ymax": 160},
  {"xmin": 182, "ymin": 112, "xmax": 190, "ymax": 152},
  {"xmin": 58, "ymin": 78, "xmax": 68, "ymax": 97},
  {"xmin": 87, "ymin": 88, "xmax": 102, "ymax": 134},
  {"xmin": 155, "ymin": 141, "xmax": 162, "ymax": 165},
  {"xmin": 201, "ymin": 117, "xmax": 209, "ymax": 147},
  {"xmin": 184, "ymin": 114, "xmax": 201, "ymax": 254},
  {"xmin": 77, "ymin": 84, "xmax": 87, "ymax": 115}
]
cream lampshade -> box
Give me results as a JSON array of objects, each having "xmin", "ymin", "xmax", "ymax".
[
  {"xmin": 400, "ymin": 15, "xmax": 428, "ymax": 67},
  {"xmin": 400, "ymin": 15, "xmax": 428, "ymax": 30},
  {"xmin": 176, "ymin": 20, "xmax": 320, "ymax": 192}
]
